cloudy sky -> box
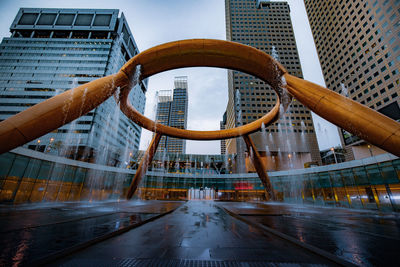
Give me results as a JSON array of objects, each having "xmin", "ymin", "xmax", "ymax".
[{"xmin": 0, "ymin": 0, "xmax": 341, "ymax": 154}]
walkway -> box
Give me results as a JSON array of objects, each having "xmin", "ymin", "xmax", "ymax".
[
  {"xmin": 2, "ymin": 200, "xmax": 398, "ymax": 266},
  {"xmin": 55, "ymin": 201, "xmax": 334, "ymax": 266}
]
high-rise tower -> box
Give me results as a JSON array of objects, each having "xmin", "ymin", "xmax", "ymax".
[
  {"xmin": 155, "ymin": 76, "xmax": 188, "ymax": 154},
  {"xmin": 225, "ymin": 0, "xmax": 321, "ymax": 171},
  {"xmin": 0, "ymin": 8, "xmax": 146, "ymax": 165},
  {"xmin": 304, "ymin": 0, "xmax": 400, "ymax": 160},
  {"xmin": 220, "ymin": 111, "xmax": 227, "ymax": 155}
]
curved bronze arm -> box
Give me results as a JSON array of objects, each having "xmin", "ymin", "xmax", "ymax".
[
  {"xmin": 0, "ymin": 39, "xmax": 399, "ymax": 158},
  {"xmin": 0, "ymin": 72, "xmax": 128, "ymax": 154},
  {"xmin": 284, "ymin": 74, "xmax": 400, "ymax": 155}
]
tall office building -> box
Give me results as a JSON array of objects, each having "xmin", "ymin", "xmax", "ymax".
[
  {"xmin": 155, "ymin": 76, "xmax": 188, "ymax": 154},
  {"xmin": 304, "ymin": 0, "xmax": 400, "ymax": 160},
  {"xmin": 220, "ymin": 111, "xmax": 227, "ymax": 155},
  {"xmin": 156, "ymin": 89, "xmax": 173, "ymax": 152},
  {"xmin": 225, "ymin": 0, "xmax": 321, "ymax": 171},
  {"xmin": 0, "ymin": 8, "xmax": 146, "ymax": 164}
]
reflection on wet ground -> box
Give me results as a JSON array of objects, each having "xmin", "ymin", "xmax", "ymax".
[
  {"xmin": 2, "ymin": 200, "xmax": 397, "ymax": 266},
  {"xmin": 0, "ymin": 200, "xmax": 183, "ymax": 266},
  {"xmin": 219, "ymin": 202, "xmax": 400, "ymax": 266},
  {"xmin": 56, "ymin": 201, "xmax": 334, "ymax": 266}
]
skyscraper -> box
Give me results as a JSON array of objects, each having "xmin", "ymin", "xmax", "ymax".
[
  {"xmin": 225, "ymin": 0, "xmax": 321, "ymax": 171},
  {"xmin": 156, "ymin": 89, "xmax": 173, "ymax": 153},
  {"xmin": 155, "ymin": 76, "xmax": 188, "ymax": 154},
  {"xmin": 0, "ymin": 8, "xmax": 146, "ymax": 164},
  {"xmin": 304, "ymin": 0, "xmax": 400, "ymax": 160},
  {"xmin": 220, "ymin": 111, "xmax": 227, "ymax": 154}
]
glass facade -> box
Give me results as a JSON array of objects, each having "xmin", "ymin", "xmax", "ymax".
[
  {"xmin": 270, "ymin": 154, "xmax": 400, "ymax": 212},
  {"xmin": 155, "ymin": 76, "xmax": 188, "ymax": 154},
  {"xmin": 0, "ymin": 8, "xmax": 146, "ymax": 164},
  {"xmin": 0, "ymin": 148, "xmax": 132, "ymax": 203},
  {"xmin": 1, "ymin": 147, "xmax": 399, "ymax": 212}
]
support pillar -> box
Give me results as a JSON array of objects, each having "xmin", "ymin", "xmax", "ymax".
[
  {"xmin": 126, "ymin": 133, "xmax": 162, "ymax": 200},
  {"xmin": 242, "ymin": 134, "xmax": 275, "ymax": 200}
]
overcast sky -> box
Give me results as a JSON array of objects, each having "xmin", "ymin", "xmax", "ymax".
[{"xmin": 0, "ymin": 0, "xmax": 341, "ymax": 154}]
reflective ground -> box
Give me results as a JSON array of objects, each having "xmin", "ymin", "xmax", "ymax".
[
  {"xmin": 0, "ymin": 200, "xmax": 398, "ymax": 266},
  {"xmin": 0, "ymin": 200, "xmax": 182, "ymax": 266},
  {"xmin": 53, "ymin": 201, "xmax": 334, "ymax": 266},
  {"xmin": 219, "ymin": 202, "xmax": 400, "ymax": 266}
]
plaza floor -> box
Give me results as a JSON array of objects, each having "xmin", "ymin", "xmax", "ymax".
[
  {"xmin": 0, "ymin": 200, "xmax": 398, "ymax": 266},
  {"xmin": 219, "ymin": 201, "xmax": 400, "ymax": 266}
]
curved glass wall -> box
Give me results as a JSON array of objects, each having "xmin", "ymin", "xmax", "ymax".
[
  {"xmin": 0, "ymin": 148, "xmax": 132, "ymax": 203},
  {"xmin": 0, "ymin": 147, "xmax": 399, "ymax": 212}
]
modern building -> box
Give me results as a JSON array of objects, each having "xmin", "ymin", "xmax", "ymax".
[
  {"xmin": 156, "ymin": 89, "xmax": 173, "ymax": 152},
  {"xmin": 225, "ymin": 0, "xmax": 321, "ymax": 171},
  {"xmin": 320, "ymin": 147, "xmax": 346, "ymax": 165},
  {"xmin": 0, "ymin": 8, "xmax": 146, "ymax": 166},
  {"xmin": 155, "ymin": 76, "xmax": 188, "ymax": 154},
  {"xmin": 304, "ymin": 0, "xmax": 400, "ymax": 160},
  {"xmin": 220, "ymin": 111, "xmax": 227, "ymax": 154}
]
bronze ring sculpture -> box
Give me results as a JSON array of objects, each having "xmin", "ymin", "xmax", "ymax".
[
  {"xmin": 0, "ymin": 39, "xmax": 399, "ymax": 200},
  {"xmin": 118, "ymin": 39, "xmax": 286, "ymax": 140}
]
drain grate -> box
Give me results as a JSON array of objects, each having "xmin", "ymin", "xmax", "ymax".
[{"xmin": 61, "ymin": 258, "xmax": 328, "ymax": 267}]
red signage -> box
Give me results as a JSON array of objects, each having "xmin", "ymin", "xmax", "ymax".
[{"xmin": 233, "ymin": 182, "xmax": 253, "ymax": 190}]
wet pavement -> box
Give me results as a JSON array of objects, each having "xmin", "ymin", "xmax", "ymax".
[
  {"xmin": 2, "ymin": 200, "xmax": 398, "ymax": 266},
  {"xmin": 219, "ymin": 202, "xmax": 400, "ymax": 266},
  {"xmin": 0, "ymin": 200, "xmax": 183, "ymax": 266},
  {"xmin": 55, "ymin": 201, "xmax": 335, "ymax": 266}
]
